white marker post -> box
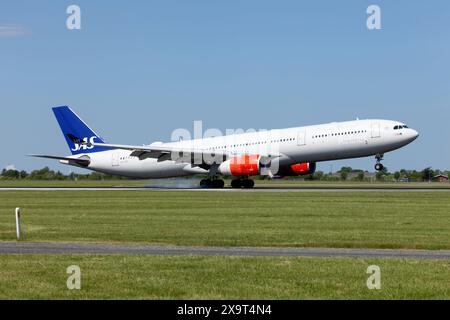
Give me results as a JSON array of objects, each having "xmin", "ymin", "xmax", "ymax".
[{"xmin": 15, "ymin": 208, "xmax": 21, "ymax": 240}]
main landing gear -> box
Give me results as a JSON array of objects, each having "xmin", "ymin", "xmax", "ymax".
[
  {"xmin": 231, "ymin": 178, "xmax": 255, "ymax": 189},
  {"xmin": 199, "ymin": 177, "xmax": 255, "ymax": 189},
  {"xmin": 200, "ymin": 178, "xmax": 225, "ymax": 189},
  {"xmin": 374, "ymin": 154, "xmax": 385, "ymax": 171}
]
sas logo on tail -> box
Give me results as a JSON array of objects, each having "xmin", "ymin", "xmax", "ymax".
[{"xmin": 71, "ymin": 136, "xmax": 98, "ymax": 152}]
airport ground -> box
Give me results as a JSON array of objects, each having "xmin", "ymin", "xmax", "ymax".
[
  {"xmin": 0, "ymin": 178, "xmax": 450, "ymax": 189},
  {"xmin": 0, "ymin": 181, "xmax": 449, "ymax": 299},
  {"xmin": 1, "ymin": 254, "xmax": 449, "ymax": 299}
]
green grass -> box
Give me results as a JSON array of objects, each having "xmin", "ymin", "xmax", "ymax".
[
  {"xmin": 1, "ymin": 191, "xmax": 450, "ymax": 249},
  {"xmin": 0, "ymin": 254, "xmax": 449, "ymax": 299},
  {"xmin": 1, "ymin": 190, "xmax": 450, "ymax": 300}
]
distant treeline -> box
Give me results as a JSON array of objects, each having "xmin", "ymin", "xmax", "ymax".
[
  {"xmin": 0, "ymin": 166, "xmax": 448, "ymax": 182},
  {"xmin": 0, "ymin": 167, "xmax": 129, "ymax": 181},
  {"xmin": 300, "ymin": 167, "xmax": 449, "ymax": 182}
]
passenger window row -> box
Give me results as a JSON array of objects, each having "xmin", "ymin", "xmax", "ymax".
[
  {"xmin": 313, "ymin": 130, "xmax": 367, "ymax": 139},
  {"xmin": 207, "ymin": 137, "xmax": 296, "ymax": 150}
]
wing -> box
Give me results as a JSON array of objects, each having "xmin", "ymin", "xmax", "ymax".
[
  {"xmin": 88, "ymin": 142, "xmax": 280, "ymax": 165},
  {"xmin": 88, "ymin": 142, "xmax": 230, "ymax": 162}
]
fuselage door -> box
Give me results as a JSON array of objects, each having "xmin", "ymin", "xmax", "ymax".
[
  {"xmin": 297, "ymin": 129, "xmax": 306, "ymax": 146},
  {"xmin": 371, "ymin": 122, "xmax": 381, "ymax": 138},
  {"xmin": 112, "ymin": 153, "xmax": 120, "ymax": 167}
]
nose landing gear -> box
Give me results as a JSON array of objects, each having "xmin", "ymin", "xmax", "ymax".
[{"xmin": 374, "ymin": 154, "xmax": 385, "ymax": 171}]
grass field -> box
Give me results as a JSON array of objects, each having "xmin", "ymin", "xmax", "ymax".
[
  {"xmin": 0, "ymin": 190, "xmax": 449, "ymax": 249},
  {"xmin": 1, "ymin": 255, "xmax": 449, "ymax": 299},
  {"xmin": 1, "ymin": 189, "xmax": 450, "ymax": 299}
]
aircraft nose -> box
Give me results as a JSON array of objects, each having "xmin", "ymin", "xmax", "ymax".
[{"xmin": 406, "ymin": 128, "xmax": 419, "ymax": 142}]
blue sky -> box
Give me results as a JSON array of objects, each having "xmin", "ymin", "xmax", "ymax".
[{"xmin": 1, "ymin": 1, "xmax": 449, "ymax": 173}]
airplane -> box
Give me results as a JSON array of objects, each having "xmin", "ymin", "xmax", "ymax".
[{"xmin": 31, "ymin": 106, "xmax": 419, "ymax": 188}]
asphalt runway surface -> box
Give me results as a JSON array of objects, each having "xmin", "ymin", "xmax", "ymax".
[
  {"xmin": 1, "ymin": 187, "xmax": 450, "ymax": 192},
  {"xmin": 1, "ymin": 242, "xmax": 450, "ymax": 259}
]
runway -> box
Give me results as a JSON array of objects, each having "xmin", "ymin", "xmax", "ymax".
[
  {"xmin": 1, "ymin": 242, "xmax": 449, "ymax": 259},
  {"xmin": 1, "ymin": 187, "xmax": 450, "ymax": 192}
]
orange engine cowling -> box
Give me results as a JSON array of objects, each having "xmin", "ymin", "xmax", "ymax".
[
  {"xmin": 278, "ymin": 162, "xmax": 317, "ymax": 176},
  {"xmin": 218, "ymin": 155, "xmax": 260, "ymax": 176}
]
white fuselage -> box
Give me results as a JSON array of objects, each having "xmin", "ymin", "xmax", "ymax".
[{"xmin": 65, "ymin": 119, "xmax": 419, "ymax": 178}]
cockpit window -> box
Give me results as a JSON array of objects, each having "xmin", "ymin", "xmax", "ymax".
[{"xmin": 394, "ymin": 125, "xmax": 409, "ymax": 130}]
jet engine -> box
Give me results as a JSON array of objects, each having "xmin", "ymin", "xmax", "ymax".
[
  {"xmin": 218, "ymin": 155, "xmax": 262, "ymax": 176},
  {"xmin": 277, "ymin": 162, "xmax": 316, "ymax": 177}
]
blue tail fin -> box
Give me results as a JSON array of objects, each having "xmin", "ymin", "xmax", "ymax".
[{"xmin": 52, "ymin": 106, "xmax": 110, "ymax": 155}]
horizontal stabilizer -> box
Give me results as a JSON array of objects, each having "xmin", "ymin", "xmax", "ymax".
[{"xmin": 29, "ymin": 154, "xmax": 91, "ymax": 167}]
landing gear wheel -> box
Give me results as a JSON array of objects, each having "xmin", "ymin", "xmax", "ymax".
[
  {"xmin": 200, "ymin": 179, "xmax": 209, "ymax": 188},
  {"xmin": 231, "ymin": 179, "xmax": 242, "ymax": 188},
  {"xmin": 242, "ymin": 179, "xmax": 255, "ymax": 189},
  {"xmin": 200, "ymin": 179, "xmax": 225, "ymax": 189},
  {"xmin": 212, "ymin": 179, "xmax": 225, "ymax": 189},
  {"xmin": 374, "ymin": 154, "xmax": 385, "ymax": 172},
  {"xmin": 231, "ymin": 179, "xmax": 255, "ymax": 189}
]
